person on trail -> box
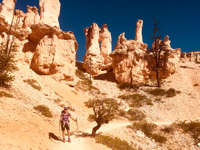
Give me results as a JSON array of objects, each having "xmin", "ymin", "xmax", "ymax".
[{"xmin": 59, "ymin": 107, "xmax": 77, "ymax": 142}]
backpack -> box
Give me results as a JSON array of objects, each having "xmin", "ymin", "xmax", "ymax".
[{"xmin": 61, "ymin": 111, "xmax": 70, "ymax": 125}]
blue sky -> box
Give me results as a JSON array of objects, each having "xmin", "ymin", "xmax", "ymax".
[{"xmin": 1, "ymin": 0, "xmax": 200, "ymax": 61}]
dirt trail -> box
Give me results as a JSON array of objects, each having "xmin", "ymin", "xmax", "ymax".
[
  {"xmin": 53, "ymin": 121, "xmax": 175, "ymax": 150},
  {"xmin": 53, "ymin": 122, "xmax": 131, "ymax": 150}
]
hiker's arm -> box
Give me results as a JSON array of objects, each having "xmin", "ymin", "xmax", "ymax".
[
  {"xmin": 59, "ymin": 116, "xmax": 62, "ymax": 123},
  {"xmin": 70, "ymin": 116, "xmax": 77, "ymax": 121}
]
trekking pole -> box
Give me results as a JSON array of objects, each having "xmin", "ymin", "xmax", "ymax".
[
  {"xmin": 59, "ymin": 121, "xmax": 61, "ymax": 140},
  {"xmin": 76, "ymin": 118, "xmax": 79, "ymax": 138}
]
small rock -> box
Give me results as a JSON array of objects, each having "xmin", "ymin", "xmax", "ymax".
[
  {"xmin": 136, "ymin": 130, "xmax": 145, "ymax": 137},
  {"xmin": 198, "ymin": 143, "xmax": 200, "ymax": 146}
]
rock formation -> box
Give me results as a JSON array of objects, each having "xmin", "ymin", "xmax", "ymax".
[
  {"xmin": 83, "ymin": 23, "xmax": 112, "ymax": 75},
  {"xmin": 39, "ymin": 0, "xmax": 61, "ymax": 28},
  {"xmin": 110, "ymin": 32, "xmax": 149, "ymax": 84},
  {"xmin": 134, "ymin": 19, "xmax": 143, "ymax": 43},
  {"xmin": 1, "ymin": 0, "xmax": 16, "ymax": 24},
  {"xmin": 180, "ymin": 51, "xmax": 200, "ymax": 62},
  {"xmin": 23, "ymin": 5, "xmax": 40, "ymax": 28},
  {"xmin": 0, "ymin": 0, "xmax": 78, "ymax": 86},
  {"xmin": 110, "ymin": 21, "xmax": 181, "ymax": 84}
]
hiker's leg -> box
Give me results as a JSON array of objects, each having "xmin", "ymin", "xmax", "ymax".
[
  {"xmin": 67, "ymin": 130, "xmax": 70, "ymax": 138},
  {"xmin": 62, "ymin": 130, "xmax": 65, "ymax": 139}
]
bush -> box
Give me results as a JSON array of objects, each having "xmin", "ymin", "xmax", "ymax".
[
  {"xmin": 34, "ymin": 105, "xmax": 53, "ymax": 118},
  {"xmin": 160, "ymin": 126, "xmax": 175, "ymax": 134},
  {"xmin": 148, "ymin": 88, "xmax": 180, "ymax": 98},
  {"xmin": 129, "ymin": 94, "xmax": 153, "ymax": 107},
  {"xmin": 148, "ymin": 88, "xmax": 166, "ymax": 96},
  {"xmin": 129, "ymin": 121, "xmax": 167, "ymax": 143},
  {"xmin": 95, "ymin": 135, "xmax": 136, "ymax": 150},
  {"xmin": 60, "ymin": 104, "xmax": 65, "ymax": 108},
  {"xmin": 194, "ymin": 83, "xmax": 199, "ymax": 86},
  {"xmin": 176, "ymin": 120, "xmax": 200, "ymax": 143},
  {"xmin": 117, "ymin": 82, "xmax": 137, "ymax": 90},
  {"xmin": 75, "ymin": 69, "xmax": 85, "ymax": 78},
  {"xmin": 0, "ymin": 91, "xmax": 13, "ymax": 98},
  {"xmin": 130, "ymin": 121, "xmax": 157, "ymax": 136},
  {"xmin": 0, "ymin": 42, "xmax": 18, "ymax": 87},
  {"xmin": 118, "ymin": 109, "xmax": 127, "ymax": 117},
  {"xmin": 23, "ymin": 79, "xmax": 41, "ymax": 91},
  {"xmin": 151, "ymin": 133, "xmax": 167, "ymax": 143},
  {"xmin": 166, "ymin": 88, "xmax": 176, "ymax": 98},
  {"xmin": 127, "ymin": 109, "xmax": 146, "ymax": 121},
  {"xmin": 118, "ymin": 94, "xmax": 153, "ymax": 107}
]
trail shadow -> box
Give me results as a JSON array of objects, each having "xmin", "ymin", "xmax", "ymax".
[
  {"xmin": 49, "ymin": 132, "xmax": 61, "ymax": 141},
  {"xmin": 94, "ymin": 71, "xmax": 118, "ymax": 83}
]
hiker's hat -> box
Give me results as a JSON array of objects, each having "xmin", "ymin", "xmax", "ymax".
[{"xmin": 64, "ymin": 107, "xmax": 68, "ymax": 110}]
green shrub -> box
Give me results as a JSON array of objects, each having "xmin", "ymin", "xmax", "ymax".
[
  {"xmin": 160, "ymin": 126, "xmax": 175, "ymax": 134},
  {"xmin": 194, "ymin": 83, "xmax": 199, "ymax": 86},
  {"xmin": 118, "ymin": 94, "xmax": 153, "ymax": 107},
  {"xmin": 166, "ymin": 88, "xmax": 176, "ymax": 98},
  {"xmin": 148, "ymin": 88, "xmax": 166, "ymax": 96},
  {"xmin": 149, "ymin": 88, "xmax": 180, "ymax": 97},
  {"xmin": 23, "ymin": 79, "xmax": 41, "ymax": 91},
  {"xmin": 176, "ymin": 120, "xmax": 200, "ymax": 143},
  {"xmin": 127, "ymin": 109, "xmax": 146, "ymax": 121},
  {"xmin": 0, "ymin": 91, "xmax": 13, "ymax": 98},
  {"xmin": 129, "ymin": 94, "xmax": 153, "ymax": 107},
  {"xmin": 75, "ymin": 69, "xmax": 85, "ymax": 78},
  {"xmin": 129, "ymin": 121, "xmax": 167, "ymax": 143},
  {"xmin": 34, "ymin": 105, "xmax": 52, "ymax": 118},
  {"xmin": 130, "ymin": 121, "xmax": 157, "ymax": 136},
  {"xmin": 95, "ymin": 135, "xmax": 136, "ymax": 150},
  {"xmin": 118, "ymin": 109, "xmax": 127, "ymax": 117},
  {"xmin": 151, "ymin": 133, "xmax": 167, "ymax": 143},
  {"xmin": 0, "ymin": 42, "xmax": 18, "ymax": 87},
  {"xmin": 117, "ymin": 82, "xmax": 137, "ymax": 90}
]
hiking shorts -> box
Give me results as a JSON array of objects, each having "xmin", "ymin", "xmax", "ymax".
[{"xmin": 61, "ymin": 123, "xmax": 70, "ymax": 131}]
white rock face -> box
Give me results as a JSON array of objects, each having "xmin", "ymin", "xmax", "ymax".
[
  {"xmin": 39, "ymin": 0, "xmax": 61, "ymax": 28},
  {"xmin": 1, "ymin": 0, "xmax": 17, "ymax": 24}
]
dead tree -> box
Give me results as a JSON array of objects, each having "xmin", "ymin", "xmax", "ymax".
[{"xmin": 147, "ymin": 17, "xmax": 170, "ymax": 87}]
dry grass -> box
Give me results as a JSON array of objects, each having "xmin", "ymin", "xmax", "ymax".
[
  {"xmin": 0, "ymin": 91, "xmax": 13, "ymax": 98},
  {"xmin": 127, "ymin": 108, "xmax": 146, "ymax": 121},
  {"xmin": 176, "ymin": 120, "xmax": 200, "ymax": 144},
  {"xmin": 129, "ymin": 121, "xmax": 167, "ymax": 143},
  {"xmin": 23, "ymin": 79, "xmax": 41, "ymax": 91},
  {"xmin": 117, "ymin": 82, "xmax": 137, "ymax": 90},
  {"xmin": 34, "ymin": 105, "xmax": 53, "ymax": 118},
  {"xmin": 148, "ymin": 88, "xmax": 181, "ymax": 98},
  {"xmin": 118, "ymin": 94, "xmax": 153, "ymax": 107},
  {"xmin": 118, "ymin": 109, "xmax": 127, "ymax": 117},
  {"xmin": 95, "ymin": 135, "xmax": 136, "ymax": 150}
]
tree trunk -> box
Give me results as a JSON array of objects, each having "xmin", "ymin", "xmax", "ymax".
[
  {"xmin": 156, "ymin": 67, "xmax": 161, "ymax": 87},
  {"xmin": 92, "ymin": 122, "xmax": 101, "ymax": 137}
]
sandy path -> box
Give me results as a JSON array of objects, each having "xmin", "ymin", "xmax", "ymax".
[
  {"xmin": 52, "ymin": 121, "xmax": 174, "ymax": 150},
  {"xmin": 53, "ymin": 122, "xmax": 131, "ymax": 150}
]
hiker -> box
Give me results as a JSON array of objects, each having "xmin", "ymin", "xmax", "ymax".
[{"xmin": 60, "ymin": 107, "xmax": 77, "ymax": 142}]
